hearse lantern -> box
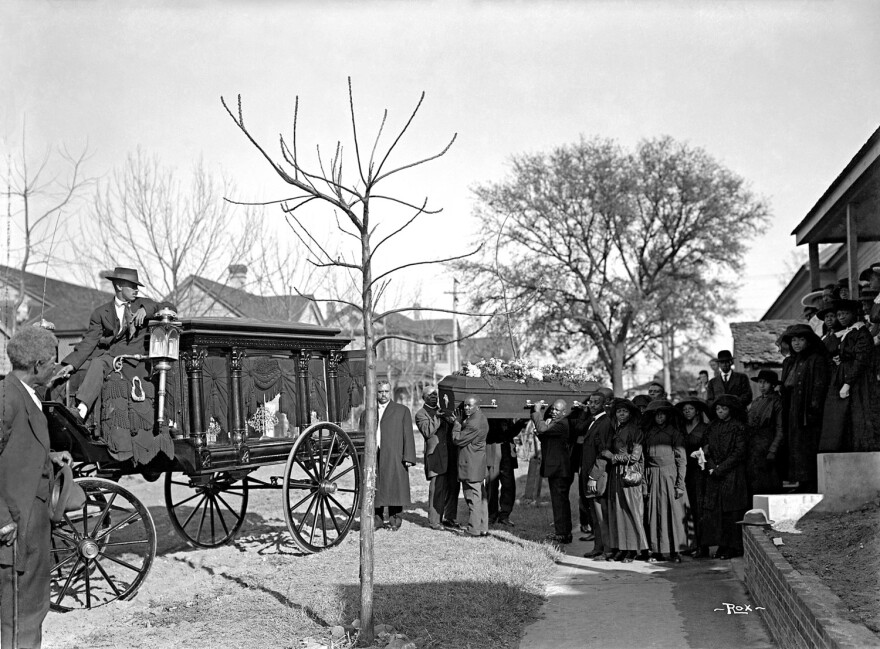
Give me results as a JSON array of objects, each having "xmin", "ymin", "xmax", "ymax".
[{"xmin": 148, "ymin": 308, "xmax": 181, "ymax": 425}]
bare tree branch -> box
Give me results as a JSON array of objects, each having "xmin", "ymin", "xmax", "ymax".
[{"xmin": 371, "ymin": 245, "xmax": 483, "ymax": 286}]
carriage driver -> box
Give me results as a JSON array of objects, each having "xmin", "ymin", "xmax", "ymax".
[{"xmin": 54, "ymin": 267, "xmax": 174, "ymax": 422}]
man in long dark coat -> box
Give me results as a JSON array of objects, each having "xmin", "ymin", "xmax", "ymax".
[
  {"xmin": 453, "ymin": 396, "xmax": 490, "ymax": 537},
  {"xmin": 414, "ymin": 385, "xmax": 460, "ymax": 530},
  {"xmin": 56, "ymin": 266, "xmax": 174, "ymax": 421},
  {"xmin": 361, "ymin": 382, "xmax": 416, "ymax": 531},
  {"xmin": 531, "ymin": 399, "xmax": 575, "ymax": 545},
  {"xmin": 584, "ymin": 387, "xmax": 615, "ymax": 559},
  {"xmin": 1, "ymin": 326, "xmax": 72, "ymax": 648},
  {"xmin": 706, "ymin": 350, "xmax": 753, "ymax": 408}
]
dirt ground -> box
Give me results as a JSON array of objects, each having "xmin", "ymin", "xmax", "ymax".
[{"xmin": 774, "ymin": 499, "xmax": 880, "ymax": 636}]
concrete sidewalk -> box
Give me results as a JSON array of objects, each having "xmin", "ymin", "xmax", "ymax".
[{"xmin": 519, "ymin": 537, "xmax": 776, "ymax": 649}]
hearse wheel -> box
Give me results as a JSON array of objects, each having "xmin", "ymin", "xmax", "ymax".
[
  {"xmin": 50, "ymin": 478, "xmax": 156, "ymax": 612},
  {"xmin": 283, "ymin": 422, "xmax": 360, "ymax": 553},
  {"xmin": 164, "ymin": 471, "xmax": 249, "ymax": 548}
]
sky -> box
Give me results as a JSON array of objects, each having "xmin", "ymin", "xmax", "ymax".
[{"xmin": 2, "ymin": 0, "xmax": 880, "ymax": 381}]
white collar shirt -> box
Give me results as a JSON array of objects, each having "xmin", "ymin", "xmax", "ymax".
[
  {"xmin": 721, "ymin": 372, "xmax": 731, "ymax": 382},
  {"xmin": 20, "ymin": 379, "xmax": 43, "ymax": 410},
  {"xmin": 114, "ymin": 297, "xmax": 129, "ymax": 333},
  {"xmin": 377, "ymin": 401, "xmax": 389, "ymax": 448}
]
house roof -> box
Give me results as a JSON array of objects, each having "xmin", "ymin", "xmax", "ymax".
[
  {"xmin": 326, "ymin": 305, "xmax": 453, "ymax": 340},
  {"xmin": 792, "ymin": 124, "xmax": 880, "ymax": 245},
  {"xmin": 178, "ymin": 275, "xmax": 322, "ymax": 323},
  {"xmin": 731, "ymin": 319, "xmax": 800, "ymax": 365},
  {"xmin": 0, "ymin": 264, "xmax": 112, "ymax": 335}
]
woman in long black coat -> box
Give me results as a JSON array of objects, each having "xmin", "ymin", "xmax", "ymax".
[
  {"xmin": 602, "ymin": 398, "xmax": 648, "ymax": 563},
  {"xmin": 746, "ymin": 370, "xmax": 784, "ymax": 499},
  {"xmin": 641, "ymin": 400, "xmax": 687, "ymax": 562},
  {"xmin": 820, "ymin": 299, "xmax": 880, "ymax": 453},
  {"xmin": 779, "ymin": 323, "xmax": 829, "ymax": 493},
  {"xmin": 701, "ymin": 394, "xmax": 749, "ymax": 560},
  {"xmin": 676, "ymin": 396, "xmax": 709, "ymax": 556}
]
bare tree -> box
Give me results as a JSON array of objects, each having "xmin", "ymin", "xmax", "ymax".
[
  {"xmin": 2, "ymin": 129, "xmax": 91, "ymax": 332},
  {"xmin": 86, "ymin": 148, "xmax": 259, "ymax": 307},
  {"xmin": 222, "ymin": 79, "xmax": 497, "ymax": 644},
  {"xmin": 460, "ymin": 136, "xmax": 770, "ymax": 394}
]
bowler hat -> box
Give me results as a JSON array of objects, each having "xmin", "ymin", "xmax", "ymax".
[
  {"xmin": 736, "ymin": 508, "xmax": 775, "ymax": 527},
  {"xmin": 50, "ymin": 464, "xmax": 87, "ymax": 523},
  {"xmin": 750, "ymin": 369, "xmax": 780, "ymax": 386},
  {"xmin": 715, "ymin": 350, "xmax": 734, "ymax": 363},
  {"xmin": 105, "ymin": 266, "xmax": 144, "ymax": 287}
]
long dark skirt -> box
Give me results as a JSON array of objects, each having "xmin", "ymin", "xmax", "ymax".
[
  {"xmin": 701, "ymin": 486, "xmax": 745, "ymax": 552},
  {"xmin": 644, "ymin": 465, "xmax": 689, "ymax": 554},
  {"xmin": 684, "ymin": 460, "xmax": 705, "ymax": 548},
  {"xmin": 608, "ymin": 469, "xmax": 648, "ymax": 551},
  {"xmin": 746, "ymin": 429, "xmax": 783, "ymax": 498}
]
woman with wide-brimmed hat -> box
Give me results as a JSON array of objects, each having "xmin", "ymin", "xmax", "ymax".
[
  {"xmin": 600, "ymin": 398, "xmax": 647, "ymax": 562},
  {"xmin": 641, "ymin": 400, "xmax": 688, "ymax": 562},
  {"xmin": 816, "ymin": 304, "xmax": 841, "ymax": 355},
  {"xmin": 778, "ymin": 323, "xmax": 830, "ymax": 492},
  {"xmin": 700, "ymin": 394, "xmax": 749, "ymax": 559},
  {"xmin": 820, "ymin": 299, "xmax": 880, "ymax": 453},
  {"xmin": 676, "ymin": 396, "xmax": 710, "ymax": 556},
  {"xmin": 746, "ymin": 370, "xmax": 783, "ymax": 499}
]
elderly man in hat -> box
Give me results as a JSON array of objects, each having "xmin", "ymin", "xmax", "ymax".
[
  {"xmin": 55, "ymin": 266, "xmax": 174, "ymax": 422},
  {"xmin": 531, "ymin": 398, "xmax": 576, "ymax": 545},
  {"xmin": 414, "ymin": 385, "xmax": 460, "ymax": 530},
  {"xmin": 1, "ymin": 326, "xmax": 73, "ymax": 648},
  {"xmin": 706, "ymin": 350, "xmax": 753, "ymax": 408}
]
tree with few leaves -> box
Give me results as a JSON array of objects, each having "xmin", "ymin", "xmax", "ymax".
[
  {"xmin": 86, "ymin": 148, "xmax": 259, "ymax": 308},
  {"xmin": 459, "ymin": 136, "xmax": 770, "ymax": 394},
  {"xmin": 222, "ymin": 79, "xmax": 498, "ymax": 644},
  {"xmin": 3, "ymin": 131, "xmax": 91, "ymax": 332}
]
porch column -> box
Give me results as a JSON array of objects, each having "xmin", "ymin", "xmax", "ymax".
[
  {"xmin": 847, "ymin": 203, "xmax": 859, "ymax": 300},
  {"xmin": 808, "ymin": 242, "xmax": 820, "ymax": 290}
]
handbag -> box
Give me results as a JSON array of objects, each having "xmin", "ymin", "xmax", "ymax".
[{"xmin": 621, "ymin": 456, "xmax": 642, "ymax": 487}]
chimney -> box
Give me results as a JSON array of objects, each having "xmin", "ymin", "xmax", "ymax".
[{"xmin": 227, "ymin": 264, "xmax": 248, "ymax": 289}]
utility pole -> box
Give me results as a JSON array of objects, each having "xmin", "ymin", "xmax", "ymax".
[{"xmin": 451, "ymin": 278, "xmax": 460, "ymax": 371}]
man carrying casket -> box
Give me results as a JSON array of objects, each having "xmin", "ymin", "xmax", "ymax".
[{"xmin": 531, "ymin": 399, "xmax": 575, "ymax": 545}]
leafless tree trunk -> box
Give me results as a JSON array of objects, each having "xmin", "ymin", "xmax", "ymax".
[{"xmin": 222, "ymin": 80, "xmax": 499, "ymax": 644}]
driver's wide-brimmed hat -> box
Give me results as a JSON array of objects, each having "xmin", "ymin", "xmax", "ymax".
[{"xmin": 104, "ymin": 266, "xmax": 144, "ymax": 287}]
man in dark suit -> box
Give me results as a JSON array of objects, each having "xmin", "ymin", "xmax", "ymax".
[
  {"xmin": 584, "ymin": 387, "xmax": 615, "ymax": 559},
  {"xmin": 414, "ymin": 385, "xmax": 460, "ymax": 531},
  {"xmin": 452, "ymin": 396, "xmax": 490, "ymax": 537},
  {"xmin": 706, "ymin": 350, "xmax": 753, "ymax": 408},
  {"xmin": 1, "ymin": 326, "xmax": 72, "ymax": 648},
  {"xmin": 487, "ymin": 419, "xmax": 521, "ymax": 527},
  {"xmin": 56, "ymin": 266, "xmax": 173, "ymax": 421},
  {"xmin": 361, "ymin": 382, "xmax": 416, "ymax": 531},
  {"xmin": 531, "ymin": 399, "xmax": 575, "ymax": 545}
]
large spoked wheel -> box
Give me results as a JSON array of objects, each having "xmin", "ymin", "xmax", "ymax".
[
  {"xmin": 164, "ymin": 471, "xmax": 249, "ymax": 548},
  {"xmin": 283, "ymin": 422, "xmax": 361, "ymax": 553},
  {"xmin": 50, "ymin": 477, "xmax": 156, "ymax": 612}
]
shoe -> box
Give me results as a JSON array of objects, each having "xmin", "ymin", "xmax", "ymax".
[
  {"xmin": 381, "ymin": 517, "xmax": 392, "ymax": 530},
  {"xmin": 611, "ymin": 550, "xmax": 624, "ymax": 561},
  {"xmin": 584, "ymin": 549, "xmax": 604, "ymax": 559},
  {"xmin": 692, "ymin": 547, "xmax": 710, "ymax": 559},
  {"xmin": 464, "ymin": 530, "xmax": 484, "ymax": 538},
  {"xmin": 547, "ymin": 533, "xmax": 572, "ymax": 545},
  {"xmin": 390, "ymin": 515, "xmax": 402, "ymax": 531},
  {"xmin": 442, "ymin": 519, "xmax": 459, "ymax": 529},
  {"xmin": 580, "ymin": 524, "xmax": 592, "ymax": 534},
  {"xmin": 622, "ymin": 551, "xmax": 636, "ymax": 563},
  {"xmin": 430, "ymin": 524, "xmax": 444, "ymax": 531},
  {"xmin": 497, "ymin": 518, "xmax": 515, "ymax": 527},
  {"xmin": 671, "ymin": 553, "xmax": 682, "ymax": 563},
  {"xmin": 713, "ymin": 547, "xmax": 731, "ymax": 560},
  {"xmin": 579, "ymin": 533, "xmax": 595, "ymax": 542}
]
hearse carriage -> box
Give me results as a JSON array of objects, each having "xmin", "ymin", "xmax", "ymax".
[{"xmin": 44, "ymin": 313, "xmax": 365, "ymax": 611}]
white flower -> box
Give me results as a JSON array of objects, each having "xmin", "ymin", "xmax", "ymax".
[{"xmin": 466, "ymin": 363, "xmax": 482, "ymax": 377}]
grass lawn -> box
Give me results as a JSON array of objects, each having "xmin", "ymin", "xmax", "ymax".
[{"xmin": 45, "ymin": 440, "xmax": 560, "ymax": 649}]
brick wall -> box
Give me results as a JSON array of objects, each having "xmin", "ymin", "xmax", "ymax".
[{"xmin": 743, "ymin": 525, "xmax": 880, "ymax": 649}]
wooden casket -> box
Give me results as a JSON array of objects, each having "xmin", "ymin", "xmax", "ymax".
[{"xmin": 438, "ymin": 374, "xmax": 602, "ymax": 419}]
